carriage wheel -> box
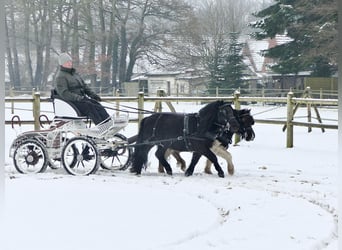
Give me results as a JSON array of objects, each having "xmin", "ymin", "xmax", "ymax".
[
  {"xmin": 100, "ymin": 133, "xmax": 133, "ymax": 171},
  {"xmin": 13, "ymin": 139, "xmax": 48, "ymax": 174},
  {"xmin": 61, "ymin": 137, "xmax": 100, "ymax": 176}
]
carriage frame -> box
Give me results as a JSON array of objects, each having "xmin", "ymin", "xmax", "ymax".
[{"xmin": 9, "ymin": 92, "xmax": 133, "ymax": 176}]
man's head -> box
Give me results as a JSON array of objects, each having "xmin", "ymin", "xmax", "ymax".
[{"xmin": 58, "ymin": 53, "xmax": 72, "ymax": 68}]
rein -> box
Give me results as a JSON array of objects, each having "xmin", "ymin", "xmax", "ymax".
[
  {"xmin": 117, "ymin": 134, "xmax": 209, "ymax": 149},
  {"xmin": 99, "ymin": 102, "xmax": 155, "ymax": 115}
]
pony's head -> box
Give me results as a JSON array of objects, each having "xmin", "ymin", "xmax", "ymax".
[
  {"xmin": 236, "ymin": 109, "xmax": 255, "ymax": 141},
  {"xmin": 197, "ymin": 100, "xmax": 239, "ymax": 136},
  {"xmin": 217, "ymin": 102, "xmax": 240, "ymax": 133}
]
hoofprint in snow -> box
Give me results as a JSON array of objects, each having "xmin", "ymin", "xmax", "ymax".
[{"xmin": 3, "ymin": 102, "xmax": 338, "ymax": 250}]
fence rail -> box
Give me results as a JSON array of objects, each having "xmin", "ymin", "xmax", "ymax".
[{"xmin": 5, "ymin": 88, "xmax": 338, "ymax": 148}]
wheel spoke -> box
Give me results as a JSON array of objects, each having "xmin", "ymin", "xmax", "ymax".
[
  {"xmin": 61, "ymin": 137, "xmax": 99, "ymax": 175},
  {"xmin": 13, "ymin": 140, "xmax": 48, "ymax": 174}
]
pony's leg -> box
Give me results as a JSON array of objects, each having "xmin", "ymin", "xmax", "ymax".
[
  {"xmin": 185, "ymin": 152, "xmax": 202, "ymax": 177},
  {"xmin": 171, "ymin": 151, "xmax": 186, "ymax": 171},
  {"xmin": 158, "ymin": 149, "xmax": 172, "ymax": 173},
  {"xmin": 131, "ymin": 144, "xmax": 153, "ymax": 175},
  {"xmin": 204, "ymin": 159, "xmax": 213, "ymax": 174},
  {"xmin": 202, "ymin": 149, "xmax": 225, "ymax": 178},
  {"xmin": 206, "ymin": 140, "xmax": 234, "ymax": 175},
  {"xmin": 159, "ymin": 149, "xmax": 187, "ymax": 173},
  {"xmin": 155, "ymin": 146, "xmax": 173, "ymax": 175}
]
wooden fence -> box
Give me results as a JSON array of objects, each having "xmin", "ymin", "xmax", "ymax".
[{"xmin": 5, "ymin": 87, "xmax": 338, "ymax": 148}]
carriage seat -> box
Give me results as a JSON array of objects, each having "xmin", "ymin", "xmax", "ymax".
[{"xmin": 50, "ymin": 89, "xmax": 88, "ymax": 120}]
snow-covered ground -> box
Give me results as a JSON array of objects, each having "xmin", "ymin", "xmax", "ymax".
[{"xmin": 2, "ymin": 101, "xmax": 338, "ymax": 250}]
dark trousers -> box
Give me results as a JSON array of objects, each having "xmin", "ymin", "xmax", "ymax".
[{"xmin": 72, "ymin": 99, "xmax": 110, "ymax": 125}]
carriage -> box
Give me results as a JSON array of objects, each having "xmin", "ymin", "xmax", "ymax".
[{"xmin": 8, "ymin": 91, "xmax": 133, "ymax": 176}]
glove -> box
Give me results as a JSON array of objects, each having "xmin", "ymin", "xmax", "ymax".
[
  {"xmin": 77, "ymin": 95, "xmax": 87, "ymax": 102},
  {"xmin": 92, "ymin": 94, "xmax": 101, "ymax": 102}
]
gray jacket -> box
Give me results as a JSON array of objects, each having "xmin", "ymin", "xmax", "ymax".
[{"xmin": 55, "ymin": 66, "xmax": 99, "ymax": 102}]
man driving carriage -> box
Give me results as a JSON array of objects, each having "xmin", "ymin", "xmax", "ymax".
[{"xmin": 55, "ymin": 52, "xmax": 110, "ymax": 125}]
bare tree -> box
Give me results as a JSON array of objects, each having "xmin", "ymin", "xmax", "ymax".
[
  {"xmin": 125, "ymin": 0, "xmax": 193, "ymax": 74},
  {"xmin": 7, "ymin": 0, "xmax": 263, "ymax": 93},
  {"xmin": 5, "ymin": 1, "xmax": 21, "ymax": 89},
  {"xmin": 167, "ymin": 0, "xmax": 266, "ymax": 81}
]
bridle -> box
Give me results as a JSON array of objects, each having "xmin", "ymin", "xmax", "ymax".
[{"xmin": 216, "ymin": 103, "xmax": 239, "ymax": 132}]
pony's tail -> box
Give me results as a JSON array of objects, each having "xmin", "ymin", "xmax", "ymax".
[
  {"xmin": 130, "ymin": 144, "xmax": 152, "ymax": 175},
  {"xmin": 130, "ymin": 118, "xmax": 153, "ymax": 175}
]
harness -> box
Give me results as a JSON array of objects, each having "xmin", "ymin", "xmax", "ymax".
[
  {"xmin": 148, "ymin": 113, "xmax": 201, "ymax": 149},
  {"xmin": 182, "ymin": 113, "xmax": 200, "ymax": 150},
  {"xmin": 143, "ymin": 103, "xmax": 237, "ymax": 149}
]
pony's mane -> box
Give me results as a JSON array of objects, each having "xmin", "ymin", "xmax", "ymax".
[
  {"xmin": 197, "ymin": 100, "xmax": 224, "ymax": 134},
  {"xmin": 235, "ymin": 108, "xmax": 250, "ymax": 116}
]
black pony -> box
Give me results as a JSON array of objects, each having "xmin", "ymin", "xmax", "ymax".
[
  {"xmin": 160, "ymin": 108, "xmax": 255, "ymax": 175},
  {"xmin": 212, "ymin": 108, "xmax": 255, "ymax": 148},
  {"xmin": 193, "ymin": 108, "xmax": 255, "ymax": 176},
  {"xmin": 130, "ymin": 100, "xmax": 240, "ymax": 177}
]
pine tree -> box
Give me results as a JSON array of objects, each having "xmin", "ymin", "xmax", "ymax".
[
  {"xmin": 222, "ymin": 32, "xmax": 246, "ymax": 92},
  {"xmin": 206, "ymin": 48, "xmax": 226, "ymax": 95},
  {"xmin": 207, "ymin": 32, "xmax": 246, "ymax": 95},
  {"xmin": 251, "ymin": 0, "xmax": 337, "ymax": 77}
]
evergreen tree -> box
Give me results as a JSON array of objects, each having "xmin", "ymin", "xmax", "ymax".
[
  {"xmin": 222, "ymin": 32, "xmax": 246, "ymax": 92},
  {"xmin": 207, "ymin": 53, "xmax": 225, "ymax": 95},
  {"xmin": 251, "ymin": 0, "xmax": 337, "ymax": 77},
  {"xmin": 207, "ymin": 32, "xmax": 246, "ymax": 95}
]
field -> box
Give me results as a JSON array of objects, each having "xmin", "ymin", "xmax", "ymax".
[{"xmin": 3, "ymin": 101, "xmax": 338, "ymax": 250}]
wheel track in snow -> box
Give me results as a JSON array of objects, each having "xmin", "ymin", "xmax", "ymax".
[
  {"xmin": 5, "ymin": 167, "xmax": 337, "ymax": 250},
  {"xmin": 230, "ymin": 172, "xmax": 338, "ymax": 250},
  {"xmin": 148, "ymin": 171, "xmax": 337, "ymax": 250}
]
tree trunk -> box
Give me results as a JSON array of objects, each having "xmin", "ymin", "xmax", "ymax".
[
  {"xmin": 112, "ymin": 35, "xmax": 119, "ymax": 90},
  {"xmin": 23, "ymin": 2, "xmax": 34, "ymax": 88},
  {"xmin": 7, "ymin": 2, "xmax": 21, "ymax": 89},
  {"xmin": 57, "ymin": 2, "xmax": 72, "ymax": 53},
  {"xmin": 5, "ymin": 20, "xmax": 14, "ymax": 88},
  {"xmin": 71, "ymin": 0, "xmax": 79, "ymax": 67},
  {"xmin": 118, "ymin": 0, "xmax": 131, "ymax": 91},
  {"xmin": 85, "ymin": 2, "xmax": 97, "ymax": 88},
  {"xmin": 99, "ymin": 0, "xmax": 107, "ymax": 88},
  {"xmin": 42, "ymin": 1, "xmax": 54, "ymax": 90}
]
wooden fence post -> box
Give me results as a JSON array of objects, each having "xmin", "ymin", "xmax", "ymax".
[
  {"xmin": 115, "ymin": 89, "xmax": 120, "ymax": 116},
  {"xmin": 10, "ymin": 87, "xmax": 14, "ymax": 114},
  {"xmin": 137, "ymin": 92, "xmax": 145, "ymax": 127},
  {"xmin": 154, "ymin": 89, "xmax": 163, "ymax": 112},
  {"xmin": 233, "ymin": 90, "xmax": 241, "ymax": 145},
  {"xmin": 33, "ymin": 92, "xmax": 41, "ymax": 130},
  {"xmin": 286, "ymin": 91, "xmax": 294, "ymax": 148}
]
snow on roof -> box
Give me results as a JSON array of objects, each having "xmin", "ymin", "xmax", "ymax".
[
  {"xmin": 247, "ymin": 39, "xmax": 269, "ymax": 72},
  {"xmin": 275, "ymin": 34, "xmax": 293, "ymax": 46},
  {"xmin": 245, "ymin": 34, "xmax": 292, "ymax": 74},
  {"xmin": 145, "ymin": 71, "xmax": 181, "ymax": 77}
]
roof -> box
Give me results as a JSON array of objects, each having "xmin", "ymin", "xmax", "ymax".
[
  {"xmin": 244, "ymin": 34, "xmax": 293, "ymax": 74},
  {"xmin": 145, "ymin": 71, "xmax": 181, "ymax": 77}
]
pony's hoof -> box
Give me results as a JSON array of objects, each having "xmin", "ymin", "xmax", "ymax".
[
  {"xmin": 185, "ymin": 170, "xmax": 193, "ymax": 177},
  {"xmin": 166, "ymin": 170, "xmax": 172, "ymax": 176},
  {"xmin": 204, "ymin": 169, "xmax": 213, "ymax": 175},
  {"xmin": 227, "ymin": 165, "xmax": 235, "ymax": 175},
  {"xmin": 218, "ymin": 172, "xmax": 225, "ymax": 178},
  {"xmin": 129, "ymin": 167, "xmax": 141, "ymax": 175}
]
